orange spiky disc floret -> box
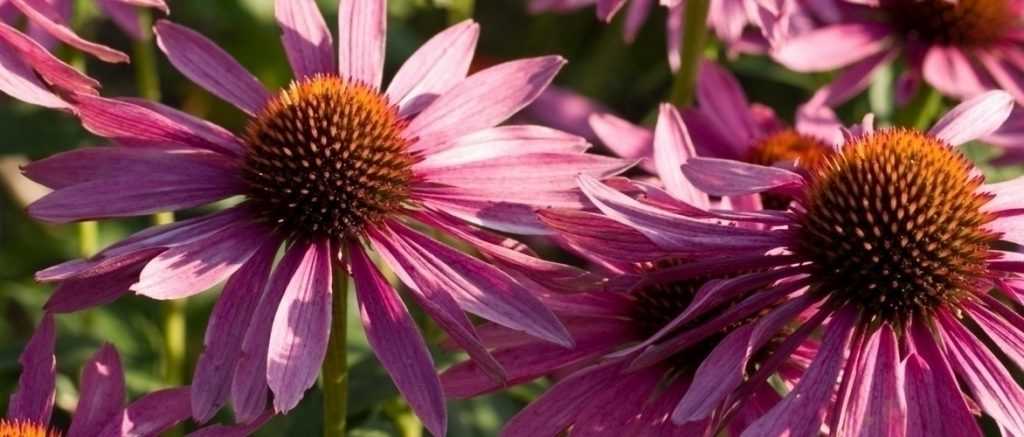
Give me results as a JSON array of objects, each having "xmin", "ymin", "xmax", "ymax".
[
  {"xmin": 241, "ymin": 75, "xmax": 415, "ymax": 241},
  {"xmin": 887, "ymin": 0, "xmax": 1014, "ymax": 47},
  {"xmin": 798, "ymin": 128, "xmax": 997, "ymax": 324},
  {"xmin": 0, "ymin": 419, "xmax": 60, "ymax": 437},
  {"xmin": 746, "ymin": 129, "xmax": 833, "ymax": 209}
]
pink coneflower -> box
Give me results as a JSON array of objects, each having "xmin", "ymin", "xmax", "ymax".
[
  {"xmin": 5, "ymin": 314, "xmax": 269, "ymax": 437},
  {"xmin": 441, "ymin": 104, "xmax": 813, "ymax": 435},
  {"xmin": 772, "ymin": 0, "xmax": 1024, "ymax": 123},
  {"xmin": 531, "ymin": 61, "xmax": 837, "ymax": 206},
  {"xmin": 22, "ymin": 0, "xmax": 631, "ymax": 434},
  {"xmin": 579, "ymin": 91, "xmax": 1024, "ymax": 435}
]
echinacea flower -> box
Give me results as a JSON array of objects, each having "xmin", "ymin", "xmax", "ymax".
[
  {"xmin": 579, "ymin": 90, "xmax": 1024, "ymax": 435},
  {"xmin": 5, "ymin": 314, "xmax": 269, "ymax": 437},
  {"xmin": 22, "ymin": 0, "xmax": 631, "ymax": 434},
  {"xmin": 771, "ymin": 0, "xmax": 1024, "ymax": 124},
  {"xmin": 441, "ymin": 104, "xmax": 813, "ymax": 436}
]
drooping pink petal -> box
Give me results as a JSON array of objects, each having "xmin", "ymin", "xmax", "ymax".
[
  {"xmin": 680, "ymin": 108, "xmax": 746, "ymax": 159},
  {"xmin": 834, "ymin": 325, "xmax": 906, "ymax": 437},
  {"xmin": 0, "ymin": 22, "xmax": 98, "ymax": 95},
  {"xmin": 741, "ymin": 308, "xmax": 857, "ymax": 437},
  {"xmin": 386, "ymin": 20, "xmax": 479, "ymax": 116},
  {"xmin": 45, "ymin": 251, "xmax": 156, "ymax": 313},
  {"xmin": 154, "ymin": 20, "xmax": 270, "ymax": 114},
  {"xmin": 596, "ymin": 0, "xmax": 627, "ymax": 20},
  {"xmin": 969, "ymin": 297, "xmax": 1024, "ymax": 371},
  {"xmin": 937, "ymin": 311, "xmax": 1024, "ymax": 435},
  {"xmin": 666, "ymin": 4, "xmax": 682, "ymax": 71},
  {"xmin": 923, "ymin": 46, "xmax": 993, "ymax": 100},
  {"xmin": 537, "ymin": 208, "xmax": 670, "ymax": 265},
  {"xmin": 407, "ymin": 56, "xmax": 566, "ymax": 151},
  {"xmin": 230, "ymin": 241, "xmax": 314, "ymax": 422},
  {"xmin": 589, "ymin": 112, "xmax": 655, "ymax": 163},
  {"xmin": 7, "ymin": 313, "xmax": 56, "ymax": 423},
  {"xmin": 929, "ymin": 90, "xmax": 1015, "ymax": 146},
  {"xmin": 10, "ymin": 0, "xmax": 128, "ymax": 62},
  {"xmin": 772, "ymin": 22, "xmax": 892, "ymax": 72},
  {"xmin": 275, "ymin": 0, "xmax": 334, "ymax": 80},
  {"xmin": 350, "ymin": 244, "xmax": 446, "ymax": 437},
  {"xmin": 419, "ymin": 152, "xmax": 631, "ymax": 193},
  {"xmin": 904, "ymin": 317, "xmax": 983, "ymax": 437},
  {"xmin": 697, "ymin": 61, "xmax": 759, "ymax": 145},
  {"xmin": 977, "ymin": 51, "xmax": 1024, "ymax": 104},
  {"xmin": 672, "ymin": 323, "xmax": 756, "ymax": 423},
  {"xmin": 380, "ymin": 221, "xmax": 573, "ymax": 347},
  {"xmin": 267, "ymin": 239, "xmax": 333, "ymax": 413},
  {"xmin": 804, "ymin": 50, "xmax": 894, "ymax": 109},
  {"xmin": 191, "ymin": 240, "xmax": 278, "ymax": 422},
  {"xmin": 572, "ymin": 366, "xmax": 666, "ymax": 435},
  {"xmin": 95, "ymin": 0, "xmax": 144, "ymax": 40},
  {"xmin": 415, "ymin": 189, "xmax": 589, "ymax": 235},
  {"xmin": 67, "ymin": 344, "xmax": 125, "ymax": 437},
  {"xmin": 653, "ymin": 103, "xmax": 709, "ymax": 206},
  {"xmin": 681, "ymin": 156, "xmax": 805, "ymax": 196},
  {"xmin": 337, "ymin": 0, "xmax": 385, "ymax": 89},
  {"xmin": 98, "ymin": 387, "xmax": 192, "ymax": 437},
  {"xmin": 186, "ymin": 410, "xmax": 274, "ymax": 437},
  {"xmin": 132, "ymin": 221, "xmax": 271, "ymax": 300},
  {"xmin": 622, "ymin": 0, "xmax": 653, "ymax": 43},
  {"xmin": 0, "ymin": 38, "xmax": 65, "ymax": 108},
  {"xmin": 72, "ymin": 94, "xmax": 244, "ymax": 156},
  {"xmin": 526, "ymin": 86, "xmax": 612, "ymax": 141},
  {"xmin": 113, "ymin": 0, "xmax": 168, "ymax": 12},
  {"xmin": 121, "ymin": 98, "xmax": 246, "ymax": 156},
  {"xmin": 415, "ymin": 125, "xmax": 588, "ymax": 169}
]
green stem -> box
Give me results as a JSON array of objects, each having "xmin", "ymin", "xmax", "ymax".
[
  {"xmin": 77, "ymin": 221, "xmax": 98, "ymax": 256},
  {"xmin": 668, "ymin": 0, "xmax": 711, "ymax": 107},
  {"xmin": 154, "ymin": 212, "xmax": 185, "ymax": 436},
  {"xmin": 134, "ymin": 9, "xmax": 161, "ymax": 101},
  {"xmin": 384, "ymin": 399, "xmax": 422, "ymax": 437},
  {"xmin": 323, "ymin": 266, "xmax": 350, "ymax": 437},
  {"xmin": 897, "ymin": 85, "xmax": 944, "ymax": 130}
]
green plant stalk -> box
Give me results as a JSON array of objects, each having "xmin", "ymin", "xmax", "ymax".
[
  {"xmin": 156, "ymin": 210, "xmax": 184, "ymax": 436},
  {"xmin": 323, "ymin": 267, "xmax": 350, "ymax": 437},
  {"xmin": 669, "ymin": 0, "xmax": 712, "ymax": 107},
  {"xmin": 897, "ymin": 85, "xmax": 943, "ymax": 130},
  {"xmin": 134, "ymin": 10, "xmax": 161, "ymax": 101},
  {"xmin": 385, "ymin": 399, "xmax": 422, "ymax": 437}
]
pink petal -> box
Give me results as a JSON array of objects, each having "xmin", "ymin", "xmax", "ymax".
[
  {"xmin": 672, "ymin": 324, "xmax": 755, "ymax": 423},
  {"xmin": 571, "ymin": 366, "xmax": 665, "ymax": 435},
  {"xmin": 977, "ymin": 51, "xmax": 1024, "ymax": 103},
  {"xmin": 904, "ymin": 318, "xmax": 982, "ymax": 437},
  {"xmin": 537, "ymin": 208, "xmax": 670, "ymax": 265},
  {"xmin": 415, "ymin": 125, "xmax": 589, "ymax": 169},
  {"xmin": 419, "ymin": 152, "xmax": 630, "ymax": 192},
  {"xmin": 501, "ymin": 360, "xmax": 627, "ymax": 436},
  {"xmin": 266, "ymin": 239, "xmax": 333, "ymax": 413},
  {"xmin": 98, "ymin": 387, "xmax": 192, "ymax": 437},
  {"xmin": 121, "ymin": 98, "xmax": 245, "ymax": 156},
  {"xmin": 969, "ymin": 298, "xmax": 1024, "ymax": 371},
  {"xmin": 589, "ymin": 110, "xmax": 654, "ymax": 161},
  {"xmin": 407, "ymin": 56, "xmax": 566, "ymax": 151},
  {"xmin": 0, "ymin": 36, "xmax": 65, "ymax": 108},
  {"xmin": 230, "ymin": 242, "xmax": 315, "ymax": 422},
  {"xmin": 186, "ymin": 411, "xmax": 273, "ymax": 437},
  {"xmin": 191, "ymin": 240, "xmax": 278, "ymax": 422},
  {"xmin": 772, "ymin": 22, "xmax": 892, "ymax": 72},
  {"xmin": 380, "ymin": 221, "xmax": 573, "ymax": 347},
  {"xmin": 923, "ymin": 46, "xmax": 993, "ymax": 99},
  {"xmin": 10, "ymin": 0, "xmax": 128, "ymax": 62},
  {"xmin": 275, "ymin": 0, "xmax": 334, "ymax": 79},
  {"xmin": 22, "ymin": 147, "xmax": 233, "ymax": 190},
  {"xmin": 154, "ymin": 20, "xmax": 270, "ymax": 114},
  {"xmin": 132, "ymin": 221, "xmax": 270, "ymax": 300},
  {"xmin": 114, "ymin": 0, "xmax": 168, "ymax": 12},
  {"xmin": 622, "ymin": 0, "xmax": 653, "ymax": 42},
  {"xmin": 833, "ymin": 325, "xmax": 906, "ymax": 436},
  {"xmin": 416, "ymin": 189, "xmax": 588, "ymax": 235},
  {"xmin": 7, "ymin": 314, "xmax": 56, "ymax": 423},
  {"xmin": 740, "ymin": 308, "xmax": 857, "ymax": 437},
  {"xmin": 929, "ymin": 90, "xmax": 1015, "ymax": 146},
  {"xmin": 0, "ymin": 21, "xmax": 98, "ymax": 95},
  {"xmin": 72, "ymin": 94, "xmax": 243, "ymax": 156},
  {"xmin": 386, "ymin": 20, "xmax": 479, "ymax": 116},
  {"xmin": 350, "ymin": 244, "xmax": 446, "ymax": 437},
  {"xmin": 681, "ymin": 156, "xmax": 805, "ymax": 197},
  {"xmin": 597, "ymin": 0, "xmax": 627, "ymax": 20},
  {"xmin": 96, "ymin": 0, "xmax": 143, "ymax": 40},
  {"xmin": 526, "ymin": 86, "xmax": 611, "ymax": 141},
  {"xmin": 67, "ymin": 344, "xmax": 125, "ymax": 437},
  {"xmin": 804, "ymin": 50, "xmax": 894, "ymax": 109},
  {"xmin": 697, "ymin": 61, "xmax": 759, "ymax": 145},
  {"xmin": 45, "ymin": 251, "xmax": 155, "ymax": 313},
  {"xmin": 937, "ymin": 311, "xmax": 1024, "ymax": 435},
  {"xmin": 653, "ymin": 103, "xmax": 709, "ymax": 206},
  {"xmin": 337, "ymin": 0, "xmax": 385, "ymax": 89}
]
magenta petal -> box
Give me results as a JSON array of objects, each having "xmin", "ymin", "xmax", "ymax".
[
  {"xmin": 96, "ymin": 0, "xmax": 143, "ymax": 40},
  {"xmin": 653, "ymin": 103, "xmax": 708, "ymax": 206},
  {"xmin": 337, "ymin": 0, "xmax": 386, "ymax": 89},
  {"xmin": 596, "ymin": 0, "xmax": 627, "ymax": 20},
  {"xmin": 230, "ymin": 241, "xmax": 314, "ymax": 422},
  {"xmin": 681, "ymin": 156, "xmax": 805, "ymax": 197},
  {"xmin": 350, "ymin": 245, "xmax": 447, "ymax": 437},
  {"xmin": 834, "ymin": 325, "xmax": 906, "ymax": 437},
  {"xmin": 419, "ymin": 151, "xmax": 631, "ymax": 192},
  {"xmin": 772, "ymin": 22, "xmax": 891, "ymax": 72},
  {"xmin": 904, "ymin": 317, "xmax": 982, "ymax": 437},
  {"xmin": 525, "ymin": 86, "xmax": 611, "ymax": 141},
  {"xmin": 929, "ymin": 90, "xmax": 1015, "ymax": 146},
  {"xmin": 537, "ymin": 208, "xmax": 670, "ymax": 265},
  {"xmin": 10, "ymin": 0, "xmax": 128, "ymax": 62},
  {"xmin": 0, "ymin": 22, "xmax": 98, "ymax": 95},
  {"xmin": 969, "ymin": 299, "xmax": 1024, "ymax": 372},
  {"xmin": 266, "ymin": 239, "xmax": 333, "ymax": 413},
  {"xmin": 7, "ymin": 314, "xmax": 56, "ymax": 424},
  {"xmin": 186, "ymin": 410, "xmax": 273, "ymax": 437},
  {"xmin": 122, "ymin": 98, "xmax": 246, "ymax": 156},
  {"xmin": 23, "ymin": 148, "xmax": 218, "ymax": 191},
  {"xmin": 98, "ymin": 387, "xmax": 192, "ymax": 437},
  {"xmin": 741, "ymin": 308, "xmax": 857, "ymax": 437},
  {"xmin": 501, "ymin": 360, "xmax": 626, "ymax": 436},
  {"xmin": 275, "ymin": 0, "xmax": 334, "ymax": 79},
  {"xmin": 923, "ymin": 46, "xmax": 992, "ymax": 100},
  {"xmin": 132, "ymin": 221, "xmax": 270, "ymax": 300},
  {"xmin": 938, "ymin": 311, "xmax": 1024, "ymax": 435},
  {"xmin": 672, "ymin": 324, "xmax": 755, "ymax": 423},
  {"xmin": 572, "ymin": 366, "xmax": 665, "ymax": 435},
  {"xmin": 386, "ymin": 20, "xmax": 479, "ymax": 116},
  {"xmin": 154, "ymin": 20, "xmax": 270, "ymax": 114},
  {"xmin": 696, "ymin": 61, "xmax": 759, "ymax": 145},
  {"xmin": 67, "ymin": 344, "xmax": 125, "ymax": 437},
  {"xmin": 415, "ymin": 125, "xmax": 589, "ymax": 169},
  {"xmin": 407, "ymin": 56, "xmax": 566, "ymax": 150},
  {"xmin": 45, "ymin": 252, "xmax": 153, "ymax": 313},
  {"xmin": 191, "ymin": 240, "xmax": 277, "ymax": 422},
  {"xmin": 589, "ymin": 111, "xmax": 655, "ymax": 164},
  {"xmin": 0, "ymin": 37, "xmax": 66, "ymax": 108},
  {"xmin": 382, "ymin": 222, "xmax": 573, "ymax": 347}
]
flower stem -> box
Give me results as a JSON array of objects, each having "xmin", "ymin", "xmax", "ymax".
[
  {"xmin": 897, "ymin": 85, "xmax": 944, "ymax": 129},
  {"xmin": 323, "ymin": 265, "xmax": 349, "ymax": 437},
  {"xmin": 668, "ymin": 0, "xmax": 711, "ymax": 107},
  {"xmin": 154, "ymin": 211, "xmax": 185, "ymax": 436},
  {"xmin": 134, "ymin": 9, "xmax": 161, "ymax": 101}
]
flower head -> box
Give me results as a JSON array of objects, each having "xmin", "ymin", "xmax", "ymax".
[
  {"xmin": 23, "ymin": 0, "xmax": 631, "ymax": 433},
  {"xmin": 581, "ymin": 91, "xmax": 1024, "ymax": 435}
]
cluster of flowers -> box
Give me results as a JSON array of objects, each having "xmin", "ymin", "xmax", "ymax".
[{"xmin": 6, "ymin": 0, "xmax": 1024, "ymax": 435}]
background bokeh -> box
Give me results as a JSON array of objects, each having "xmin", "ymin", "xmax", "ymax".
[{"xmin": 0, "ymin": 1, "xmax": 1017, "ymax": 435}]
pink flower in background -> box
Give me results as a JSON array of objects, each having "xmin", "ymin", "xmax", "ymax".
[
  {"xmin": 22, "ymin": 0, "xmax": 632, "ymax": 433},
  {"xmin": 442, "ymin": 105, "xmax": 812, "ymax": 435},
  {"xmin": 771, "ymin": 0, "xmax": 1024, "ymax": 125},
  {"xmin": 5, "ymin": 314, "xmax": 268, "ymax": 437},
  {"xmin": 579, "ymin": 91, "xmax": 1024, "ymax": 436}
]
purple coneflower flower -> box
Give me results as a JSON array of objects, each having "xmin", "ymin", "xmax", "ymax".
[
  {"xmin": 5, "ymin": 315, "xmax": 268, "ymax": 437},
  {"xmin": 21, "ymin": 0, "xmax": 630, "ymax": 434},
  {"xmin": 579, "ymin": 90, "xmax": 1024, "ymax": 435},
  {"xmin": 441, "ymin": 104, "xmax": 814, "ymax": 435},
  {"xmin": 771, "ymin": 0, "xmax": 1024, "ymax": 124}
]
